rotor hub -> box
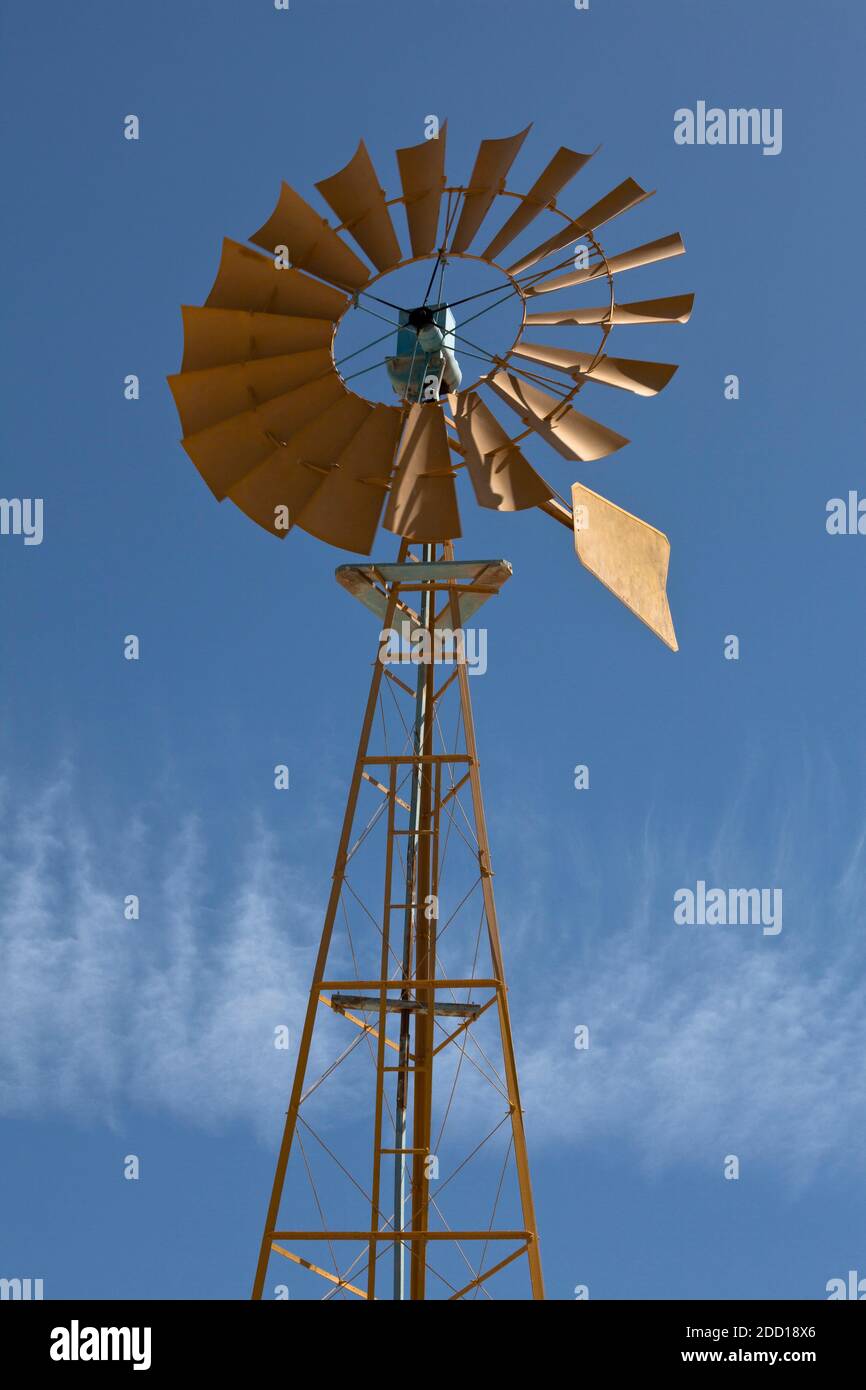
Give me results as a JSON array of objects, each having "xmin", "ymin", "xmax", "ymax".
[{"xmin": 406, "ymin": 305, "xmax": 439, "ymax": 331}]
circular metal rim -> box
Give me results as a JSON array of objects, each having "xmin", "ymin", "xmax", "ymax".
[
  {"xmin": 331, "ymin": 248, "xmax": 528, "ymax": 401},
  {"xmin": 328, "ymin": 181, "xmax": 617, "ymax": 420}
]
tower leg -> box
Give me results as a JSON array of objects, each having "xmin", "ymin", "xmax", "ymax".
[
  {"xmin": 443, "ymin": 540, "xmax": 544, "ymax": 1300},
  {"xmin": 251, "ymin": 542, "xmax": 410, "ymax": 1302}
]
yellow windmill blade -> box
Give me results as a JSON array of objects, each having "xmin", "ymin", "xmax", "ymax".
[
  {"xmin": 296, "ymin": 403, "xmax": 404, "ymax": 553},
  {"xmin": 486, "ymin": 369, "xmax": 630, "ymax": 461},
  {"xmin": 526, "ymin": 232, "xmax": 686, "ymax": 296},
  {"xmin": 482, "ymin": 144, "xmax": 599, "ymax": 263},
  {"xmin": 452, "ymin": 391, "xmax": 553, "ymax": 511},
  {"xmin": 167, "ymin": 348, "xmax": 334, "ymax": 437},
  {"xmin": 383, "ymin": 403, "xmax": 461, "ymax": 541},
  {"xmin": 526, "ymin": 294, "xmax": 695, "ymax": 327},
  {"xmin": 179, "ymin": 306, "xmax": 333, "ymax": 372},
  {"xmin": 180, "ymin": 375, "xmax": 355, "ymax": 501},
  {"xmin": 449, "ymin": 126, "xmax": 531, "ymax": 252},
  {"xmin": 315, "ymin": 139, "xmax": 403, "ymax": 273},
  {"xmin": 512, "ymin": 343, "xmax": 679, "ymax": 397},
  {"xmin": 396, "ymin": 121, "xmax": 448, "ymax": 256},
  {"xmin": 507, "ymin": 177, "xmax": 654, "ymax": 275},
  {"xmin": 204, "ymin": 239, "xmax": 349, "ymax": 318},
  {"xmin": 249, "ymin": 181, "xmax": 370, "ymax": 290},
  {"xmin": 227, "ymin": 394, "xmax": 373, "ymax": 535}
]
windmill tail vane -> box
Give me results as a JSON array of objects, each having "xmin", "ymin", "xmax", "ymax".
[{"xmin": 168, "ymin": 122, "xmax": 691, "ymax": 651}]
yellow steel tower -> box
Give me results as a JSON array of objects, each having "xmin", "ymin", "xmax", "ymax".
[{"xmin": 251, "ymin": 544, "xmax": 544, "ymax": 1300}]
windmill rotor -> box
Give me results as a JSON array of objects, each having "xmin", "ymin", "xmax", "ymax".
[{"xmin": 168, "ymin": 124, "xmax": 692, "ymax": 651}]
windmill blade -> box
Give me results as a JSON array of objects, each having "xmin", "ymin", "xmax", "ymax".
[
  {"xmin": 168, "ymin": 348, "xmax": 332, "ymax": 437},
  {"xmin": 526, "ymin": 233, "xmax": 685, "ymax": 296},
  {"xmin": 180, "ymin": 374, "xmax": 351, "ymax": 499},
  {"xmin": 315, "ymin": 140, "xmax": 402, "ymax": 273},
  {"xmin": 482, "ymin": 145, "xmax": 598, "ymax": 263},
  {"xmin": 204, "ymin": 239, "xmax": 348, "ymax": 319},
  {"xmin": 180, "ymin": 306, "xmax": 332, "ymax": 372},
  {"xmin": 513, "ymin": 343, "xmax": 678, "ymax": 397},
  {"xmin": 507, "ymin": 178, "xmax": 653, "ymax": 276},
  {"xmin": 383, "ymin": 404, "xmax": 461, "ymax": 540},
  {"xmin": 453, "ymin": 391, "xmax": 552, "ymax": 511},
  {"xmin": 297, "ymin": 404, "xmax": 403, "ymax": 552},
  {"xmin": 396, "ymin": 121, "xmax": 448, "ymax": 257},
  {"xmin": 526, "ymin": 293, "xmax": 695, "ymax": 328},
  {"xmin": 249, "ymin": 182, "xmax": 370, "ymax": 291},
  {"xmin": 227, "ymin": 395, "xmax": 373, "ymax": 533},
  {"xmin": 486, "ymin": 369, "xmax": 629, "ymax": 462},
  {"xmin": 571, "ymin": 482, "xmax": 677, "ymax": 650},
  {"xmin": 449, "ymin": 126, "xmax": 531, "ymax": 253}
]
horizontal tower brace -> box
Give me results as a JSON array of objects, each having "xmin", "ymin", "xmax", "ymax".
[
  {"xmin": 270, "ymin": 1231, "xmax": 532, "ymax": 1242},
  {"xmin": 331, "ymin": 993, "xmax": 483, "ymax": 1018},
  {"xmin": 321, "ymin": 979, "xmax": 500, "ymax": 990}
]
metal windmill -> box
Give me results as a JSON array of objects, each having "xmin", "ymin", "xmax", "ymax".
[{"xmin": 168, "ymin": 122, "xmax": 691, "ymax": 1300}]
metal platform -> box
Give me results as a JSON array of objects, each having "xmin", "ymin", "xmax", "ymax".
[{"xmin": 336, "ymin": 558, "xmax": 512, "ymax": 631}]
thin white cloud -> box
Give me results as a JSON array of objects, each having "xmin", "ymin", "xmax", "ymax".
[
  {"xmin": 514, "ymin": 923, "xmax": 866, "ymax": 1184},
  {"xmin": 1, "ymin": 767, "xmax": 864, "ymax": 1187},
  {"xmin": 0, "ymin": 773, "xmax": 321, "ymax": 1138},
  {"xmin": 504, "ymin": 772, "xmax": 866, "ymax": 1186}
]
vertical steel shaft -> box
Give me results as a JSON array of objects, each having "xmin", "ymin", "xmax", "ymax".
[{"xmin": 392, "ymin": 541, "xmax": 434, "ymax": 1299}]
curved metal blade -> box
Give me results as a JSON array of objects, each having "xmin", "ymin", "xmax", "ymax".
[
  {"xmin": 227, "ymin": 394, "xmax": 373, "ymax": 533},
  {"xmin": 486, "ymin": 369, "xmax": 629, "ymax": 461},
  {"xmin": 513, "ymin": 343, "xmax": 678, "ymax": 396},
  {"xmin": 180, "ymin": 374, "xmax": 350, "ymax": 499},
  {"xmin": 315, "ymin": 140, "xmax": 402, "ymax": 272},
  {"xmin": 482, "ymin": 145, "xmax": 598, "ymax": 263},
  {"xmin": 168, "ymin": 348, "xmax": 332, "ymax": 436},
  {"xmin": 205, "ymin": 239, "xmax": 347, "ymax": 319},
  {"xmin": 249, "ymin": 182, "xmax": 370, "ymax": 291},
  {"xmin": 526, "ymin": 233, "xmax": 685, "ymax": 296},
  {"xmin": 396, "ymin": 121, "xmax": 448, "ymax": 257},
  {"xmin": 383, "ymin": 404, "xmax": 461, "ymax": 540},
  {"xmin": 526, "ymin": 293, "xmax": 694, "ymax": 327},
  {"xmin": 297, "ymin": 403, "xmax": 403, "ymax": 552},
  {"xmin": 449, "ymin": 126, "xmax": 531, "ymax": 253},
  {"xmin": 180, "ymin": 307, "xmax": 332, "ymax": 372},
  {"xmin": 453, "ymin": 391, "xmax": 552, "ymax": 510},
  {"xmin": 571, "ymin": 482, "xmax": 677, "ymax": 651},
  {"xmin": 507, "ymin": 178, "xmax": 653, "ymax": 276}
]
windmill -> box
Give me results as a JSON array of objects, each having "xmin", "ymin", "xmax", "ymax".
[{"xmin": 168, "ymin": 123, "xmax": 691, "ymax": 1300}]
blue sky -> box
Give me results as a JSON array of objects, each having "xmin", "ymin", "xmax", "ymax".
[{"xmin": 1, "ymin": 0, "xmax": 865, "ymax": 1300}]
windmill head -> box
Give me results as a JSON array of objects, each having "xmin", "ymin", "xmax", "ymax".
[{"xmin": 167, "ymin": 125, "xmax": 693, "ymax": 651}]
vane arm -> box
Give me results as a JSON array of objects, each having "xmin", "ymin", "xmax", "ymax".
[{"xmin": 537, "ymin": 496, "xmax": 573, "ymax": 529}]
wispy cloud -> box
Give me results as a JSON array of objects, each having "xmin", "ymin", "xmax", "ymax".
[
  {"xmin": 503, "ymin": 758, "xmax": 866, "ymax": 1186},
  {"xmin": 1, "ymin": 764, "xmax": 864, "ymax": 1187},
  {"xmin": 515, "ymin": 916, "xmax": 866, "ymax": 1184},
  {"xmin": 0, "ymin": 770, "xmax": 320, "ymax": 1137}
]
